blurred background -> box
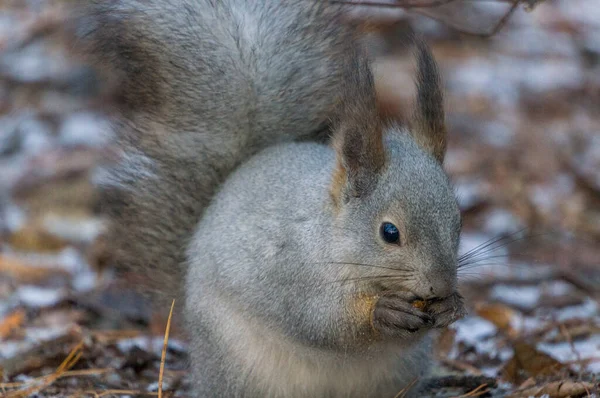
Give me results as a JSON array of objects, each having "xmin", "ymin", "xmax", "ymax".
[{"xmin": 0, "ymin": 0, "xmax": 598, "ymax": 396}]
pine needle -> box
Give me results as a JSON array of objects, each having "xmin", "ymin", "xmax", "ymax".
[{"xmin": 158, "ymin": 299, "xmax": 175, "ymax": 398}]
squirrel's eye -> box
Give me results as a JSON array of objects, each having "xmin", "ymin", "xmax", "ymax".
[{"xmin": 380, "ymin": 222, "xmax": 400, "ymax": 244}]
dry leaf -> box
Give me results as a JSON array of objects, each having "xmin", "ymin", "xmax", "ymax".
[
  {"xmin": 0, "ymin": 255, "xmax": 70, "ymax": 284},
  {"xmin": 546, "ymin": 322, "xmax": 600, "ymax": 344},
  {"xmin": 475, "ymin": 303, "xmax": 518, "ymax": 336},
  {"xmin": 9, "ymin": 224, "xmax": 69, "ymax": 252},
  {"xmin": 508, "ymin": 380, "xmax": 595, "ymax": 398},
  {"xmin": 0, "ymin": 309, "xmax": 26, "ymax": 340},
  {"xmin": 501, "ymin": 341, "xmax": 568, "ymax": 385}
]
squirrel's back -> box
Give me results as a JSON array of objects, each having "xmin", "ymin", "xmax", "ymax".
[{"xmin": 72, "ymin": 0, "xmax": 359, "ymax": 301}]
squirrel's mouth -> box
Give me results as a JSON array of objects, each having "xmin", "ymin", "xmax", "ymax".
[
  {"xmin": 371, "ymin": 281, "xmax": 419, "ymax": 297},
  {"xmin": 372, "ymin": 280, "xmax": 457, "ymax": 305}
]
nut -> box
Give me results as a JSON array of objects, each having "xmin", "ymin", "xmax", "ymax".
[{"xmin": 412, "ymin": 299, "xmax": 427, "ymax": 311}]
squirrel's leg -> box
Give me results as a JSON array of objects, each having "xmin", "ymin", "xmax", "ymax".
[{"xmin": 186, "ymin": 327, "xmax": 239, "ymax": 397}]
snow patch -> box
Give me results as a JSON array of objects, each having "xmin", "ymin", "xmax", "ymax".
[{"xmin": 490, "ymin": 285, "xmax": 541, "ymax": 309}]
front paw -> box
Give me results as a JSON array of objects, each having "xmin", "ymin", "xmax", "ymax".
[
  {"xmin": 372, "ymin": 292, "xmax": 433, "ymax": 338},
  {"xmin": 427, "ymin": 292, "xmax": 466, "ymax": 328}
]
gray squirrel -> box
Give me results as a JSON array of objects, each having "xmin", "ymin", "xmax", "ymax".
[
  {"xmin": 71, "ymin": 0, "xmax": 465, "ymax": 396},
  {"xmin": 183, "ymin": 42, "xmax": 464, "ymax": 397}
]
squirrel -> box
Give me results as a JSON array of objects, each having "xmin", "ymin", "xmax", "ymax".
[
  {"xmin": 71, "ymin": 1, "xmax": 465, "ymax": 396},
  {"xmin": 69, "ymin": 0, "xmax": 361, "ymax": 301},
  {"xmin": 182, "ymin": 42, "xmax": 465, "ymax": 396}
]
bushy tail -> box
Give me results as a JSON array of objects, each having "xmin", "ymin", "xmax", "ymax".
[{"xmin": 69, "ymin": 0, "xmax": 360, "ymax": 306}]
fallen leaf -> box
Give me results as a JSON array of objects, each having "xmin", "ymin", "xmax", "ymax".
[
  {"xmin": 508, "ymin": 380, "xmax": 595, "ymax": 398},
  {"xmin": 546, "ymin": 322, "xmax": 600, "ymax": 344},
  {"xmin": 501, "ymin": 341, "xmax": 569, "ymax": 385},
  {"xmin": 475, "ymin": 303, "xmax": 518, "ymax": 336},
  {"xmin": 0, "ymin": 255, "xmax": 70, "ymax": 284},
  {"xmin": 0, "ymin": 309, "xmax": 26, "ymax": 339},
  {"xmin": 9, "ymin": 224, "xmax": 69, "ymax": 252}
]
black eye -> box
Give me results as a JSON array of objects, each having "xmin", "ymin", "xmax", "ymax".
[{"xmin": 380, "ymin": 222, "xmax": 400, "ymax": 244}]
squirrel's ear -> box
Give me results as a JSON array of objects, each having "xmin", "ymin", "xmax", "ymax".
[
  {"xmin": 331, "ymin": 54, "xmax": 386, "ymax": 206},
  {"xmin": 409, "ymin": 38, "xmax": 447, "ymax": 164}
]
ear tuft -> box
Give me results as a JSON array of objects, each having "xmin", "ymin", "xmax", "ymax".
[
  {"xmin": 410, "ymin": 37, "xmax": 447, "ymax": 164},
  {"xmin": 330, "ymin": 50, "xmax": 386, "ymax": 206}
]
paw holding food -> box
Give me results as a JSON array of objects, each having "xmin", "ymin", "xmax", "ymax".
[
  {"xmin": 409, "ymin": 292, "xmax": 466, "ymax": 328},
  {"xmin": 371, "ymin": 292, "xmax": 433, "ymax": 337},
  {"xmin": 426, "ymin": 292, "xmax": 467, "ymax": 328},
  {"xmin": 370, "ymin": 292, "xmax": 466, "ymax": 337}
]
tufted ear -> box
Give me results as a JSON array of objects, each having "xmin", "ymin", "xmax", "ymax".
[
  {"xmin": 409, "ymin": 38, "xmax": 447, "ymax": 164},
  {"xmin": 330, "ymin": 51, "xmax": 386, "ymax": 206}
]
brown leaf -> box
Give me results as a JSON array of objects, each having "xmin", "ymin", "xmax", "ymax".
[
  {"xmin": 476, "ymin": 303, "xmax": 518, "ymax": 336},
  {"xmin": 0, "ymin": 255, "xmax": 70, "ymax": 284},
  {"xmin": 546, "ymin": 322, "xmax": 600, "ymax": 344},
  {"xmin": 501, "ymin": 341, "xmax": 568, "ymax": 385},
  {"xmin": 9, "ymin": 224, "xmax": 69, "ymax": 252},
  {"xmin": 0, "ymin": 309, "xmax": 26, "ymax": 339},
  {"xmin": 508, "ymin": 380, "xmax": 595, "ymax": 398}
]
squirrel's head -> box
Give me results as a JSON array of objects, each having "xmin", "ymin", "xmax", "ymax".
[{"xmin": 329, "ymin": 38, "xmax": 460, "ymax": 301}]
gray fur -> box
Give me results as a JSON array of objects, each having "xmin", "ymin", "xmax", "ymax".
[
  {"xmin": 71, "ymin": 0, "xmax": 358, "ymax": 301},
  {"xmin": 186, "ymin": 130, "xmax": 461, "ymax": 396},
  {"xmin": 184, "ymin": 46, "xmax": 462, "ymax": 394}
]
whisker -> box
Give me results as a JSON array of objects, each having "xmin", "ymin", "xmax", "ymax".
[
  {"xmin": 458, "ymin": 228, "xmax": 523, "ymax": 260},
  {"xmin": 457, "ymin": 230, "xmax": 573, "ymax": 270},
  {"xmin": 461, "ymin": 231, "xmax": 559, "ymax": 267},
  {"xmin": 459, "ymin": 229, "xmax": 567, "ymax": 265},
  {"xmin": 462, "ymin": 236, "xmax": 522, "ymax": 261},
  {"xmin": 457, "ymin": 231, "xmax": 547, "ymax": 267},
  {"xmin": 458, "ymin": 262, "xmax": 511, "ymax": 272},
  {"xmin": 458, "ymin": 228, "xmax": 526, "ymax": 262},
  {"xmin": 320, "ymin": 274, "xmax": 413, "ymax": 286},
  {"xmin": 458, "ymin": 254, "xmax": 511, "ymax": 268},
  {"xmin": 457, "ymin": 273, "xmax": 485, "ymax": 282}
]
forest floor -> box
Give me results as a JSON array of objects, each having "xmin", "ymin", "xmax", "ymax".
[{"xmin": 1, "ymin": 1, "xmax": 599, "ymax": 397}]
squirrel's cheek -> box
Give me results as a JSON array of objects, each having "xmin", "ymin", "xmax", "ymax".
[{"xmin": 350, "ymin": 293, "xmax": 379, "ymax": 333}]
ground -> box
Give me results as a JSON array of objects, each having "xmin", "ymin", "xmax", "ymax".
[{"xmin": 0, "ymin": 1, "xmax": 599, "ymax": 397}]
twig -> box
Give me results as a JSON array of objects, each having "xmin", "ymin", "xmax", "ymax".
[
  {"xmin": 334, "ymin": 0, "xmax": 524, "ymax": 36},
  {"xmin": 475, "ymin": 0, "xmax": 520, "ymax": 37},
  {"xmin": 4, "ymin": 341, "xmax": 84, "ymax": 398},
  {"xmin": 423, "ymin": 375, "xmax": 498, "ymax": 391},
  {"xmin": 0, "ymin": 368, "xmax": 113, "ymax": 389},
  {"xmin": 70, "ymin": 390, "xmax": 158, "ymax": 398},
  {"xmin": 453, "ymin": 383, "xmax": 491, "ymax": 397},
  {"xmin": 440, "ymin": 358, "xmax": 484, "ymax": 375},
  {"xmin": 332, "ymin": 0, "xmax": 457, "ymax": 9},
  {"xmin": 394, "ymin": 377, "xmax": 419, "ymax": 398},
  {"xmin": 559, "ymin": 323, "xmax": 584, "ymax": 375}
]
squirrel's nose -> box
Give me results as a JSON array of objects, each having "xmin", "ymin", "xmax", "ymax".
[
  {"xmin": 423, "ymin": 284, "xmax": 452, "ymax": 300},
  {"xmin": 419, "ymin": 270, "xmax": 456, "ymax": 300}
]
